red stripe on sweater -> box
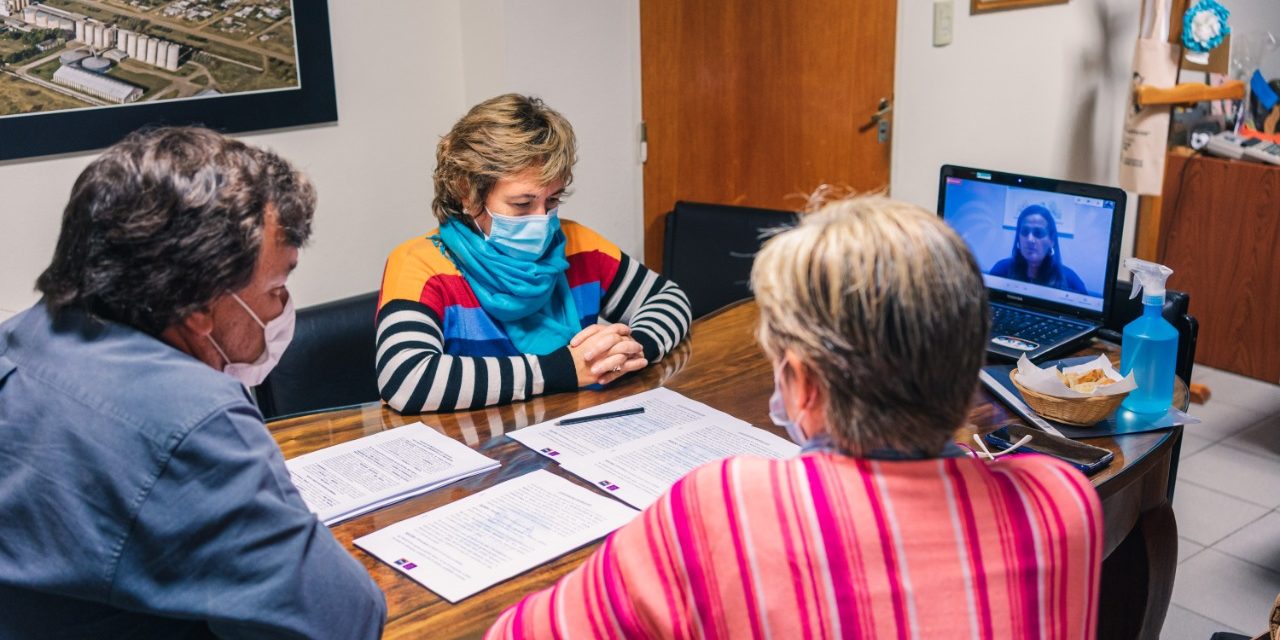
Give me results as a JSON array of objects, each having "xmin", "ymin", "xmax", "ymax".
[
  {"xmin": 719, "ymin": 459, "xmax": 765, "ymax": 638},
  {"xmin": 771, "ymin": 461, "xmax": 815, "ymax": 639},
  {"xmin": 858, "ymin": 458, "xmax": 910, "ymax": 640},
  {"xmin": 1055, "ymin": 464, "xmax": 1101, "ymax": 636},
  {"xmin": 566, "ymin": 249, "xmax": 620, "ymax": 290},
  {"xmin": 991, "ymin": 468, "xmax": 1043, "ymax": 639},
  {"xmin": 420, "ymin": 274, "xmax": 480, "ymax": 317},
  {"xmin": 644, "ymin": 504, "xmax": 687, "ymax": 639},
  {"xmin": 600, "ymin": 535, "xmax": 643, "ymax": 636},
  {"xmin": 1020, "ymin": 468, "xmax": 1072, "ymax": 639},
  {"xmin": 670, "ymin": 477, "xmax": 719, "ymax": 639},
  {"xmin": 947, "ymin": 460, "xmax": 996, "ymax": 640}
]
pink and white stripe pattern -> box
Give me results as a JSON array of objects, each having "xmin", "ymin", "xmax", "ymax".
[{"xmin": 487, "ymin": 452, "xmax": 1102, "ymax": 639}]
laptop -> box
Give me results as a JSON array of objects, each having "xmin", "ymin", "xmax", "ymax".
[{"xmin": 937, "ymin": 165, "xmax": 1126, "ymax": 362}]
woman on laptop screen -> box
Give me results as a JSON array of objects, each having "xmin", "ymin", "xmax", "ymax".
[{"xmin": 989, "ymin": 204, "xmax": 1088, "ymax": 294}]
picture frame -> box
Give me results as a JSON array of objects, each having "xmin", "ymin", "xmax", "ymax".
[
  {"xmin": 0, "ymin": 0, "xmax": 336, "ymax": 162},
  {"xmin": 971, "ymin": 0, "xmax": 1068, "ymax": 14}
]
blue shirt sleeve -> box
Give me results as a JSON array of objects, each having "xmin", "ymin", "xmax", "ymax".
[{"xmin": 107, "ymin": 402, "xmax": 386, "ymax": 639}]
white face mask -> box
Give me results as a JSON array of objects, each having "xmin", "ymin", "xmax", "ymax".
[
  {"xmin": 768, "ymin": 365, "xmax": 809, "ymax": 445},
  {"xmin": 206, "ymin": 293, "xmax": 295, "ymax": 387}
]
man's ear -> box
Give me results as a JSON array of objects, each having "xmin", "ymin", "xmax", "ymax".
[{"xmin": 182, "ymin": 307, "xmax": 215, "ymax": 337}]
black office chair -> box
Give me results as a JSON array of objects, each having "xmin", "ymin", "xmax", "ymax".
[
  {"xmin": 1102, "ymin": 280, "xmax": 1198, "ymax": 385},
  {"xmin": 662, "ymin": 201, "xmax": 799, "ymax": 320},
  {"xmin": 254, "ymin": 291, "xmax": 381, "ymax": 421}
]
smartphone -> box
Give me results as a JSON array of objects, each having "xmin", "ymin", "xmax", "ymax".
[{"xmin": 984, "ymin": 424, "xmax": 1114, "ymax": 476}]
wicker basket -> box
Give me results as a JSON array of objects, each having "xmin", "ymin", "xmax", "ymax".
[{"xmin": 1009, "ymin": 370, "xmax": 1130, "ymax": 427}]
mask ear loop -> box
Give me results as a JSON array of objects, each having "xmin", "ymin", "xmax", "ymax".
[{"xmin": 777, "ymin": 361, "xmax": 809, "ymax": 437}]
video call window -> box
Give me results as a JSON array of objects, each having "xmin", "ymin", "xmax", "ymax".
[{"xmin": 943, "ymin": 177, "xmax": 1115, "ymax": 312}]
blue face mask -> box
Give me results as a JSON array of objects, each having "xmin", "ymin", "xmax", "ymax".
[
  {"xmin": 486, "ymin": 208, "xmax": 559, "ymax": 260},
  {"xmin": 769, "ymin": 367, "xmax": 809, "ymax": 446}
]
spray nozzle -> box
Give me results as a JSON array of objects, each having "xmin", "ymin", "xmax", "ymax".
[{"xmin": 1125, "ymin": 257, "xmax": 1174, "ymax": 302}]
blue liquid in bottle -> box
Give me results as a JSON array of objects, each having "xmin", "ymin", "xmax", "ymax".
[{"xmin": 1120, "ymin": 299, "xmax": 1179, "ymax": 414}]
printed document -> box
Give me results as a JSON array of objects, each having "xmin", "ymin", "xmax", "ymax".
[
  {"xmin": 354, "ymin": 469, "xmax": 638, "ymax": 602},
  {"xmin": 559, "ymin": 419, "xmax": 799, "ymax": 509},
  {"xmin": 287, "ymin": 423, "xmax": 499, "ymax": 525},
  {"xmin": 511, "ymin": 387, "xmax": 800, "ymax": 509},
  {"xmin": 509, "ymin": 387, "xmax": 725, "ymax": 463}
]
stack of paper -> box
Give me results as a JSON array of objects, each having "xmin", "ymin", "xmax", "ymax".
[
  {"xmin": 286, "ymin": 423, "xmax": 500, "ymax": 525},
  {"xmin": 510, "ymin": 387, "xmax": 800, "ymax": 509},
  {"xmin": 354, "ymin": 470, "xmax": 638, "ymax": 603}
]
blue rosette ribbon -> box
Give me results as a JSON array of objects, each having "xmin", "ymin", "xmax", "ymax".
[{"xmin": 1182, "ymin": 0, "xmax": 1230, "ymax": 55}]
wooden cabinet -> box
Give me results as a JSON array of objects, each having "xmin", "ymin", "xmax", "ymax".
[{"xmin": 1159, "ymin": 152, "xmax": 1280, "ymax": 383}]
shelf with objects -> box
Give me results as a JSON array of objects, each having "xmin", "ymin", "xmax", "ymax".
[{"xmin": 1124, "ymin": 0, "xmax": 1280, "ymax": 385}]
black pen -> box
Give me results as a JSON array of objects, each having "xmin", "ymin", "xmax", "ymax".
[{"xmin": 556, "ymin": 407, "xmax": 645, "ymax": 426}]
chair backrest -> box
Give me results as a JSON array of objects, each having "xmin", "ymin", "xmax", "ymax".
[
  {"xmin": 1104, "ymin": 280, "xmax": 1198, "ymax": 384},
  {"xmin": 254, "ymin": 291, "xmax": 380, "ymax": 421},
  {"xmin": 662, "ymin": 201, "xmax": 799, "ymax": 320}
]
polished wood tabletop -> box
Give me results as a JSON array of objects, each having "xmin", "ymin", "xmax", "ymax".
[{"xmin": 268, "ymin": 300, "xmax": 1185, "ymax": 639}]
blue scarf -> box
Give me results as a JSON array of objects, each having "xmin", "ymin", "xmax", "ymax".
[{"xmin": 436, "ymin": 217, "xmax": 580, "ymax": 356}]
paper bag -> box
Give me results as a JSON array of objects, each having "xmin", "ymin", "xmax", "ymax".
[{"xmin": 1119, "ymin": 0, "xmax": 1180, "ymax": 195}]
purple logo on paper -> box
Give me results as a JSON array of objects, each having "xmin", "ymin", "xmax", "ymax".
[
  {"xmin": 394, "ymin": 558, "xmax": 417, "ymax": 570},
  {"xmin": 540, "ymin": 447, "xmax": 560, "ymax": 457},
  {"xmin": 403, "ymin": 563, "xmax": 417, "ymax": 570}
]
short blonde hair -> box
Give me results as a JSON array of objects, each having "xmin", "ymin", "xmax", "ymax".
[
  {"xmin": 431, "ymin": 94, "xmax": 577, "ymax": 224},
  {"xmin": 751, "ymin": 194, "xmax": 990, "ymax": 456}
]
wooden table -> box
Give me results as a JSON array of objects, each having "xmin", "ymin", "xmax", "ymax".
[{"xmin": 269, "ymin": 301, "xmax": 1184, "ymax": 639}]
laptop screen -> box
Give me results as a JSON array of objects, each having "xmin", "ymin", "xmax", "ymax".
[{"xmin": 938, "ymin": 167, "xmax": 1125, "ymax": 318}]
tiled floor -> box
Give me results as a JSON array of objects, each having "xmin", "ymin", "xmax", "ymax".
[{"xmin": 1163, "ymin": 365, "xmax": 1280, "ymax": 639}]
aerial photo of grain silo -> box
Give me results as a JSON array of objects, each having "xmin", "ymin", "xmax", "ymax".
[{"xmin": 0, "ymin": 0, "xmax": 297, "ymax": 116}]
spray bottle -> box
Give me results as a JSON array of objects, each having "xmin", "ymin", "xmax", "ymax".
[{"xmin": 1120, "ymin": 258, "xmax": 1179, "ymax": 414}]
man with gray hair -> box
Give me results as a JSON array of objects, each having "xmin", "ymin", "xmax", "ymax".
[{"xmin": 0, "ymin": 127, "xmax": 386, "ymax": 638}]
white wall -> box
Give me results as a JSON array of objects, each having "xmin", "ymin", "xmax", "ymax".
[
  {"xmin": 1226, "ymin": 1, "xmax": 1280, "ymax": 81},
  {"xmin": 891, "ymin": 0, "xmax": 1280, "ymax": 264},
  {"xmin": 891, "ymin": 0, "xmax": 1142, "ymax": 256},
  {"xmin": 0, "ymin": 0, "xmax": 643, "ymax": 321},
  {"xmin": 459, "ymin": 0, "xmax": 645, "ymax": 257}
]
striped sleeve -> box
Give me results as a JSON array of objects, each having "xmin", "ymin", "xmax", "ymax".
[
  {"xmin": 600, "ymin": 252, "xmax": 692, "ymax": 363},
  {"xmin": 375, "ymin": 300, "xmax": 576, "ymax": 414}
]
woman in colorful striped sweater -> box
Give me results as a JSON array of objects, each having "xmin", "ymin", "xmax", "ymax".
[
  {"xmin": 378, "ymin": 94, "xmax": 691, "ymax": 413},
  {"xmin": 488, "ymin": 195, "xmax": 1103, "ymax": 639}
]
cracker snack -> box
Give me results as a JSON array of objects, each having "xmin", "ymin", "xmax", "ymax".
[
  {"xmin": 1057, "ymin": 368, "xmax": 1119, "ymax": 394},
  {"xmin": 1015, "ymin": 354, "xmax": 1137, "ymax": 400}
]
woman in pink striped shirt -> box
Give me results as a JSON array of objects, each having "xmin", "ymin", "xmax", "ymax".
[{"xmin": 488, "ymin": 195, "xmax": 1103, "ymax": 639}]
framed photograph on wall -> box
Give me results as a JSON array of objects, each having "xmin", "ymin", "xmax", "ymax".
[
  {"xmin": 972, "ymin": 0, "xmax": 1068, "ymax": 14},
  {"xmin": 0, "ymin": 0, "xmax": 335, "ymax": 161}
]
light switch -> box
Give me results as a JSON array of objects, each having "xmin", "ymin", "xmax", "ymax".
[{"xmin": 933, "ymin": 0, "xmax": 953, "ymax": 47}]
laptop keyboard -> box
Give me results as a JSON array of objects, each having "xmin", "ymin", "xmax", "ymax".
[{"xmin": 991, "ymin": 306, "xmax": 1082, "ymax": 344}]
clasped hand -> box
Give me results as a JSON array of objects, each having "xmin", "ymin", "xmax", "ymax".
[{"xmin": 569, "ymin": 323, "xmax": 647, "ymax": 387}]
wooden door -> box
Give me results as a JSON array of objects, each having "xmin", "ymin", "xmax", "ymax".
[{"xmin": 639, "ymin": 0, "xmax": 898, "ymax": 267}]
